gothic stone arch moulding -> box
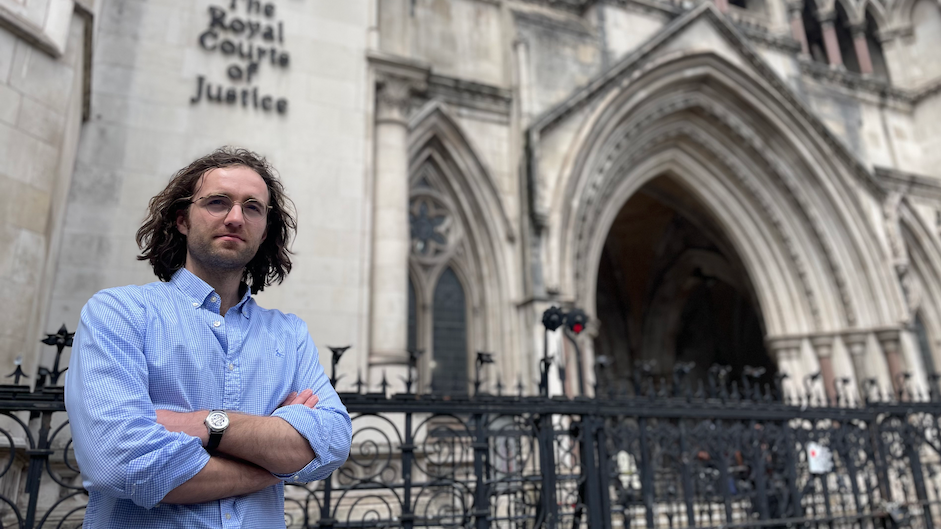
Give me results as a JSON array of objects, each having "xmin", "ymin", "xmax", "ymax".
[
  {"xmin": 407, "ymin": 102, "xmax": 519, "ymax": 385},
  {"xmin": 537, "ymin": 52, "xmax": 904, "ymax": 342},
  {"xmin": 901, "ymin": 202, "xmax": 941, "ymax": 376}
]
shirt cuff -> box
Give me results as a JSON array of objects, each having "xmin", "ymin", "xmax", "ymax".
[
  {"xmin": 269, "ymin": 404, "xmax": 329, "ymax": 483},
  {"xmin": 125, "ymin": 432, "xmax": 210, "ymax": 509}
]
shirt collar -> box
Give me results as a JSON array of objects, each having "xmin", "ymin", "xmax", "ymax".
[{"xmin": 170, "ymin": 268, "xmax": 253, "ymax": 318}]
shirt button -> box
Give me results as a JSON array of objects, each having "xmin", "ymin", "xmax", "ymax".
[
  {"xmin": 211, "ymin": 296, "xmax": 218, "ymax": 302},
  {"xmin": 225, "ymin": 513, "xmax": 231, "ymax": 520},
  {"xmin": 228, "ymin": 363, "xmax": 235, "ymax": 371},
  {"xmin": 192, "ymin": 302, "xmax": 199, "ymax": 307},
  {"xmin": 213, "ymin": 321, "xmax": 221, "ymax": 327}
]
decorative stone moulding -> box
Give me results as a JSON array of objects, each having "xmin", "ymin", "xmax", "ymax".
[{"xmin": 0, "ymin": 0, "xmax": 75, "ymax": 57}]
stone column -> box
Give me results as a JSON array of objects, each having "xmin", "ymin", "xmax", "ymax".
[
  {"xmin": 842, "ymin": 331, "xmax": 869, "ymax": 400},
  {"xmin": 876, "ymin": 329, "xmax": 905, "ymax": 396},
  {"xmin": 819, "ymin": 12, "xmax": 844, "ymax": 67},
  {"xmin": 850, "ymin": 24, "xmax": 874, "ymax": 74},
  {"xmin": 788, "ymin": 2, "xmax": 810, "ymax": 56},
  {"xmin": 809, "ymin": 335, "xmax": 836, "ymax": 405},
  {"xmin": 767, "ymin": 337, "xmax": 804, "ymax": 403},
  {"xmin": 368, "ymin": 56, "xmax": 428, "ymax": 380}
]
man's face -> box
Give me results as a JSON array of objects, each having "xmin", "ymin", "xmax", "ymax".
[{"xmin": 176, "ymin": 165, "xmax": 270, "ymax": 277}]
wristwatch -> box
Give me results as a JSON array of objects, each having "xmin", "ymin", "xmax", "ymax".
[{"xmin": 204, "ymin": 410, "xmax": 229, "ymax": 450}]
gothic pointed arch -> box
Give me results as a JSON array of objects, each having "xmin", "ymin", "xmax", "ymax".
[
  {"xmin": 406, "ymin": 102, "xmax": 517, "ymax": 391},
  {"xmin": 529, "ymin": 8, "xmax": 904, "ymax": 344}
]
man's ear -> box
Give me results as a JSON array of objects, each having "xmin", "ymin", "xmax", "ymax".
[{"xmin": 176, "ymin": 210, "xmax": 189, "ymax": 236}]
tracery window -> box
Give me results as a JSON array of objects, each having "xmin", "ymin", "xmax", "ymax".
[{"xmin": 406, "ymin": 168, "xmax": 471, "ymax": 395}]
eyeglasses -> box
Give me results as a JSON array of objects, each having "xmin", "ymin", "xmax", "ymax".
[{"xmin": 188, "ymin": 194, "xmax": 271, "ymax": 221}]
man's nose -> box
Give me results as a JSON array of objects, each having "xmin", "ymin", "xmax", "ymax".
[{"xmin": 224, "ymin": 204, "xmax": 246, "ymax": 225}]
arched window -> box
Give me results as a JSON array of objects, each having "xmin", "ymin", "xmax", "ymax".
[
  {"xmin": 432, "ymin": 267, "xmax": 468, "ymax": 395},
  {"xmin": 865, "ymin": 11, "xmax": 889, "ymax": 79},
  {"xmin": 802, "ymin": 1, "xmax": 828, "ymax": 64},
  {"xmin": 835, "ymin": 3, "xmax": 861, "ymax": 72}
]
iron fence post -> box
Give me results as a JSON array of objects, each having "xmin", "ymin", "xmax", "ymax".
[
  {"xmin": 782, "ymin": 418, "xmax": 804, "ymax": 521},
  {"xmin": 473, "ymin": 411, "xmax": 490, "ymax": 529},
  {"xmin": 639, "ymin": 417, "xmax": 655, "ymax": 528},
  {"xmin": 678, "ymin": 420, "xmax": 696, "ymax": 527},
  {"xmin": 595, "ymin": 418, "xmax": 613, "ymax": 529},
  {"xmin": 23, "ymin": 410, "xmax": 53, "ymax": 529},
  {"xmin": 751, "ymin": 420, "xmax": 770, "ymax": 521},
  {"xmin": 536, "ymin": 412, "xmax": 558, "ymax": 529},
  {"xmin": 401, "ymin": 408, "xmax": 414, "ymax": 529},
  {"xmin": 577, "ymin": 416, "xmax": 603, "ymax": 529},
  {"xmin": 905, "ymin": 419, "xmax": 935, "ymax": 529}
]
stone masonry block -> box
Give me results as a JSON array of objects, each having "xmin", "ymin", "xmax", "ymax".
[
  {"xmin": 0, "ymin": 83, "xmax": 21, "ymax": 125},
  {"xmin": 9, "ymin": 40, "xmax": 75, "ymax": 114},
  {"xmin": 17, "ymin": 96, "xmax": 64, "ymax": 146},
  {"xmin": 4, "ymin": 176, "xmax": 50, "ymax": 235}
]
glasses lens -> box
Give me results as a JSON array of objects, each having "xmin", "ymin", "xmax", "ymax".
[
  {"xmin": 242, "ymin": 200, "xmax": 265, "ymax": 220},
  {"xmin": 203, "ymin": 196, "xmax": 233, "ymax": 216}
]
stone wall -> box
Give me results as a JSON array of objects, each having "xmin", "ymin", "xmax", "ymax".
[
  {"xmin": 43, "ymin": 0, "xmax": 374, "ymax": 381},
  {"xmin": 0, "ymin": 0, "xmax": 89, "ymax": 382}
]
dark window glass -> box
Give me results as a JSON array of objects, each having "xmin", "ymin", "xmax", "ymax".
[
  {"xmin": 408, "ymin": 277, "xmax": 417, "ymax": 353},
  {"xmin": 915, "ymin": 313, "xmax": 938, "ymax": 396},
  {"xmin": 432, "ymin": 267, "xmax": 467, "ymax": 395}
]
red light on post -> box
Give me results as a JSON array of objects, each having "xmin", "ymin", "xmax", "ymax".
[{"xmin": 566, "ymin": 309, "xmax": 588, "ymax": 335}]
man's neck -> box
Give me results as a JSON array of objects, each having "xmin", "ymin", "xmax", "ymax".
[{"xmin": 185, "ymin": 264, "xmax": 245, "ymax": 315}]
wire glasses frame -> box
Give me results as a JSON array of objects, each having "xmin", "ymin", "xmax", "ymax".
[{"xmin": 185, "ymin": 194, "xmax": 272, "ymax": 221}]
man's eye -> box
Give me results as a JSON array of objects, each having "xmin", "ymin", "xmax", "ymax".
[
  {"xmin": 206, "ymin": 197, "xmax": 229, "ymax": 206},
  {"xmin": 245, "ymin": 203, "xmax": 263, "ymax": 214}
]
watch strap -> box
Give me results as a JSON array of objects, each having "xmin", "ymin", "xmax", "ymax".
[{"xmin": 207, "ymin": 430, "xmax": 223, "ymax": 450}]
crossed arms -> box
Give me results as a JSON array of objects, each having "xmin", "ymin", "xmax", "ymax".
[
  {"xmin": 65, "ymin": 289, "xmax": 352, "ymax": 509},
  {"xmin": 159, "ymin": 389, "xmax": 320, "ymax": 504}
]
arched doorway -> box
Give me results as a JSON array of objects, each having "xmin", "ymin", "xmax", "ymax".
[{"xmin": 593, "ymin": 176, "xmax": 777, "ymax": 394}]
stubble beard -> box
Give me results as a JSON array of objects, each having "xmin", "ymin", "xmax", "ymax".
[{"xmin": 187, "ymin": 235, "xmax": 259, "ymax": 274}]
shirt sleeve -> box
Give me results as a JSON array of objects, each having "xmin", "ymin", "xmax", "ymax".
[
  {"xmin": 64, "ymin": 289, "xmax": 210, "ymax": 509},
  {"xmin": 269, "ymin": 316, "xmax": 351, "ymax": 483}
]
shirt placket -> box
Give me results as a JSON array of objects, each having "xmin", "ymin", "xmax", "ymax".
[{"xmin": 207, "ymin": 295, "xmax": 245, "ymax": 527}]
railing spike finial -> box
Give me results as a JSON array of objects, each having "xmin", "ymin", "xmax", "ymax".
[
  {"xmin": 40, "ymin": 324, "xmax": 74, "ymax": 385},
  {"xmin": 354, "ymin": 369, "xmax": 365, "ymax": 394},
  {"xmin": 327, "ymin": 346, "xmax": 351, "ymax": 388},
  {"xmin": 379, "ymin": 370, "xmax": 390, "ymax": 397},
  {"xmin": 6, "ymin": 356, "xmax": 26, "ymax": 385}
]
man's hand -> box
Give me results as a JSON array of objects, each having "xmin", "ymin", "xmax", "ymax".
[{"xmin": 280, "ymin": 388, "xmax": 319, "ymax": 409}]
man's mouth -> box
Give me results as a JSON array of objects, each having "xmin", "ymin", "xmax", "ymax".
[{"xmin": 216, "ymin": 234, "xmax": 244, "ymax": 242}]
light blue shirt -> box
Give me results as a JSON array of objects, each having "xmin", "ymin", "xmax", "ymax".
[{"xmin": 65, "ymin": 269, "xmax": 352, "ymax": 528}]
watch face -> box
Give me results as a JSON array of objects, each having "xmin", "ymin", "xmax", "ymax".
[{"xmin": 207, "ymin": 412, "xmax": 229, "ymax": 430}]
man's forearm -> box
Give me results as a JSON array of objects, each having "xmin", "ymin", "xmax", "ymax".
[
  {"xmin": 161, "ymin": 456, "xmax": 280, "ymax": 504},
  {"xmin": 219, "ymin": 414, "xmax": 315, "ymax": 475}
]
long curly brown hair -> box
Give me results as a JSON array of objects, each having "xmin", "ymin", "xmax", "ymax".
[{"xmin": 136, "ymin": 147, "xmax": 297, "ymax": 294}]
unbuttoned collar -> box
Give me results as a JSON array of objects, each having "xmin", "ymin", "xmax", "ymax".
[{"xmin": 170, "ymin": 268, "xmax": 253, "ymax": 318}]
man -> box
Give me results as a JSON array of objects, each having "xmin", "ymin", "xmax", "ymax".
[{"xmin": 65, "ymin": 147, "xmax": 352, "ymax": 527}]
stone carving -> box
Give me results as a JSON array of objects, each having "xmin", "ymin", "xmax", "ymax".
[
  {"xmin": 884, "ymin": 190, "xmax": 922, "ymax": 319},
  {"xmin": 376, "ymin": 75, "xmax": 415, "ymax": 123}
]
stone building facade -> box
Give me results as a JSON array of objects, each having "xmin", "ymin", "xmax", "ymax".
[{"xmin": 4, "ymin": 0, "xmax": 941, "ymax": 403}]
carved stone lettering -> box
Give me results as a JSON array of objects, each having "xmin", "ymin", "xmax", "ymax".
[{"xmin": 192, "ymin": 2, "xmax": 289, "ymax": 114}]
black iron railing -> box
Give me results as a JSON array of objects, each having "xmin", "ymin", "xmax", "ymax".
[{"xmin": 6, "ymin": 329, "xmax": 941, "ymax": 528}]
